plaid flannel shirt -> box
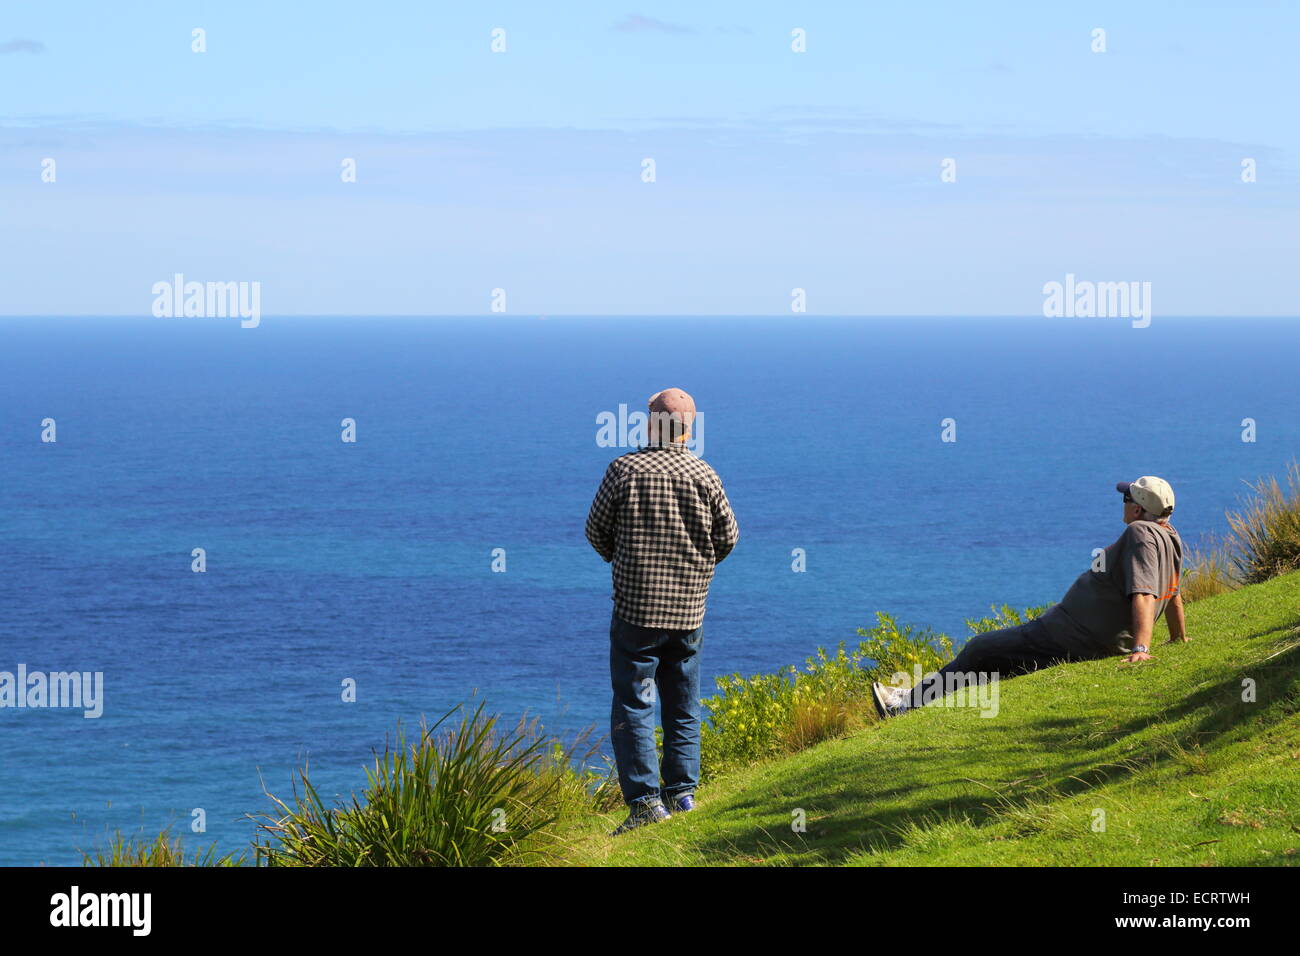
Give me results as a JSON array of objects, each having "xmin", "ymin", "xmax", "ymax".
[{"xmin": 585, "ymin": 443, "xmax": 739, "ymax": 630}]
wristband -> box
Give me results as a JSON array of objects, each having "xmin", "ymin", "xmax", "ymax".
[{"xmin": 1132, "ymin": 644, "xmax": 1149, "ymax": 654}]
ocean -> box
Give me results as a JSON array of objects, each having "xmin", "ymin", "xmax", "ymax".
[{"xmin": 1, "ymin": 315, "xmax": 1296, "ymax": 865}]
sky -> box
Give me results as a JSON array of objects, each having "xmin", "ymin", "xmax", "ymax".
[{"xmin": 1, "ymin": 1, "xmax": 1297, "ymax": 315}]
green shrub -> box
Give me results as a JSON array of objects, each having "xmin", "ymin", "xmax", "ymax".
[
  {"xmin": 700, "ymin": 666, "xmax": 803, "ymax": 777},
  {"xmin": 699, "ymin": 613, "xmax": 955, "ymax": 779},
  {"xmin": 964, "ymin": 603, "xmax": 1050, "ymax": 635},
  {"xmin": 857, "ymin": 611, "xmax": 955, "ymax": 679}
]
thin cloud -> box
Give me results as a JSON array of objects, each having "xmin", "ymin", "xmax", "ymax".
[
  {"xmin": 613, "ymin": 14, "xmax": 695, "ymax": 35},
  {"xmin": 0, "ymin": 39, "xmax": 45, "ymax": 55},
  {"xmin": 761, "ymin": 105, "xmax": 960, "ymax": 132}
]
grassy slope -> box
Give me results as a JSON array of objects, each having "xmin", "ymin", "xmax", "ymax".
[{"xmin": 561, "ymin": 571, "xmax": 1300, "ymax": 866}]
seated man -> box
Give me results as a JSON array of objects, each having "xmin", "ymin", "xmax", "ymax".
[{"xmin": 873, "ymin": 475, "xmax": 1186, "ymax": 719}]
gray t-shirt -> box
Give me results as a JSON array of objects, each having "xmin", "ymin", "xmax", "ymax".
[{"xmin": 1039, "ymin": 520, "xmax": 1183, "ymax": 654}]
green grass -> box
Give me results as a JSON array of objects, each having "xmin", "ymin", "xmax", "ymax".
[
  {"xmin": 558, "ymin": 570, "xmax": 1300, "ymax": 867},
  {"xmin": 81, "ymin": 828, "xmax": 247, "ymax": 867}
]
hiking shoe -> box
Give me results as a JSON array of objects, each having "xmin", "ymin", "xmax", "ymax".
[
  {"xmin": 667, "ymin": 793, "xmax": 695, "ymax": 813},
  {"xmin": 872, "ymin": 681, "xmax": 913, "ymax": 720},
  {"xmin": 610, "ymin": 799, "xmax": 671, "ymax": 836}
]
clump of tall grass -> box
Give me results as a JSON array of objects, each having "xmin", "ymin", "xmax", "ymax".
[
  {"xmin": 1225, "ymin": 459, "xmax": 1300, "ymax": 585},
  {"xmin": 1180, "ymin": 538, "xmax": 1240, "ymax": 603},
  {"xmin": 83, "ymin": 828, "xmax": 246, "ymax": 867},
  {"xmin": 253, "ymin": 704, "xmax": 610, "ymax": 867},
  {"xmin": 1167, "ymin": 462, "xmax": 1300, "ymax": 602}
]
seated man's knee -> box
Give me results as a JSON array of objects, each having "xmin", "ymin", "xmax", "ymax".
[{"xmin": 953, "ymin": 629, "xmax": 1004, "ymax": 667}]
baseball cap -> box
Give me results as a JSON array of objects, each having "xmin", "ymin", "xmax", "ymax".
[
  {"xmin": 647, "ymin": 388, "xmax": 696, "ymax": 429},
  {"xmin": 1116, "ymin": 476, "xmax": 1175, "ymax": 518}
]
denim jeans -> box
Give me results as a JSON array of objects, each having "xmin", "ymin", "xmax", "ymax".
[{"xmin": 609, "ymin": 613, "xmax": 703, "ymax": 806}]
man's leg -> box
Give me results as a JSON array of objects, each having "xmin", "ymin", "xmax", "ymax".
[
  {"xmin": 657, "ymin": 623, "xmax": 703, "ymax": 805},
  {"xmin": 609, "ymin": 613, "xmax": 666, "ymax": 806},
  {"xmin": 909, "ymin": 620, "xmax": 1060, "ymax": 709}
]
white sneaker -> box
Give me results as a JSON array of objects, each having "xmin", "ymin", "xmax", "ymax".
[{"xmin": 872, "ymin": 681, "xmax": 913, "ymax": 719}]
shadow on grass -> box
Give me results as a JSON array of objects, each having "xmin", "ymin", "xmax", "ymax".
[{"xmin": 675, "ymin": 624, "xmax": 1300, "ymax": 866}]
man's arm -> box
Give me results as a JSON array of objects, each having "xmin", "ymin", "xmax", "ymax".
[
  {"xmin": 585, "ymin": 467, "xmax": 621, "ymax": 563},
  {"xmin": 1121, "ymin": 523, "xmax": 1167, "ymax": 662},
  {"xmin": 710, "ymin": 483, "xmax": 739, "ymax": 563},
  {"xmin": 1125, "ymin": 592, "xmax": 1156, "ymax": 662},
  {"xmin": 1164, "ymin": 591, "xmax": 1188, "ymax": 644}
]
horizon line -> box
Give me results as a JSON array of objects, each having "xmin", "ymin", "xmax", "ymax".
[{"xmin": 2, "ymin": 314, "xmax": 1296, "ymax": 321}]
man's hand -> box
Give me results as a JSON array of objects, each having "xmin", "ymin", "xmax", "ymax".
[{"xmin": 1124, "ymin": 650, "xmax": 1153, "ymax": 663}]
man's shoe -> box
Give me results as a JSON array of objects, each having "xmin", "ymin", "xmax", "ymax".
[
  {"xmin": 667, "ymin": 793, "xmax": 695, "ymax": 813},
  {"xmin": 872, "ymin": 681, "xmax": 913, "ymax": 720},
  {"xmin": 610, "ymin": 799, "xmax": 671, "ymax": 836}
]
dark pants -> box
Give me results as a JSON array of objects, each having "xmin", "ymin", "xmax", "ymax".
[
  {"xmin": 910, "ymin": 619, "xmax": 1112, "ymax": 708},
  {"xmin": 609, "ymin": 613, "xmax": 703, "ymax": 806}
]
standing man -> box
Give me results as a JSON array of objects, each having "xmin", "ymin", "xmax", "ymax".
[
  {"xmin": 874, "ymin": 476, "xmax": 1186, "ymax": 718},
  {"xmin": 586, "ymin": 388, "xmax": 739, "ymax": 835}
]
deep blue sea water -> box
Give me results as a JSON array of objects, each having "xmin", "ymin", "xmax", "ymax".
[{"xmin": 1, "ymin": 315, "xmax": 1297, "ymax": 865}]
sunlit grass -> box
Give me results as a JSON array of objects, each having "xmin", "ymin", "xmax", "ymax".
[{"xmin": 568, "ymin": 570, "xmax": 1300, "ymax": 867}]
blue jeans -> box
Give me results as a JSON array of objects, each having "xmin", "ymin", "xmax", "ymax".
[{"xmin": 609, "ymin": 613, "xmax": 703, "ymax": 806}]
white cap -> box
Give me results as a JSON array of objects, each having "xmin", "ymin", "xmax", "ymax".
[{"xmin": 1117, "ymin": 476, "xmax": 1175, "ymax": 518}]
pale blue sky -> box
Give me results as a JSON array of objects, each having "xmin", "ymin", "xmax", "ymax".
[{"xmin": 1, "ymin": 1, "xmax": 1296, "ymax": 314}]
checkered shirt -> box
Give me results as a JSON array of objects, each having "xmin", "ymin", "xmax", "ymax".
[{"xmin": 585, "ymin": 443, "xmax": 739, "ymax": 630}]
